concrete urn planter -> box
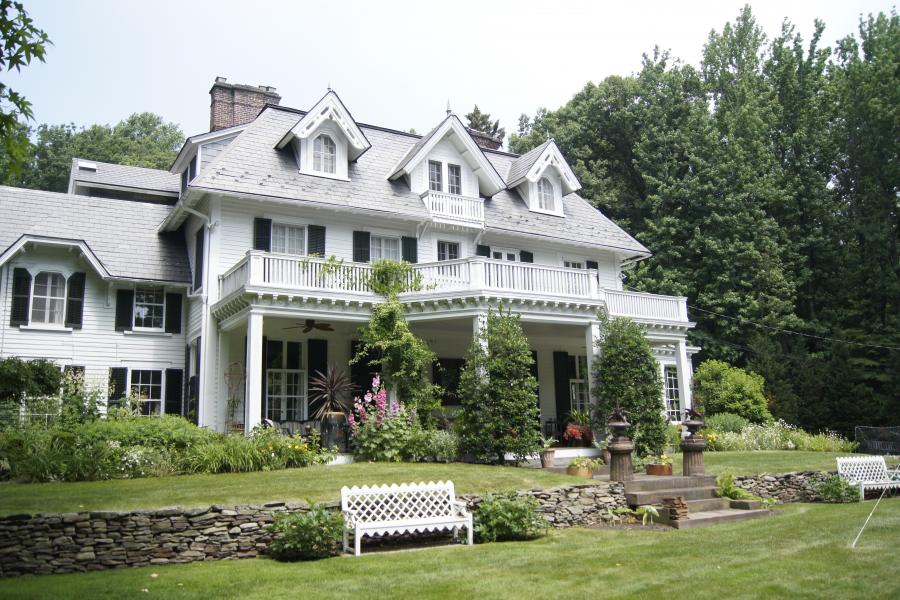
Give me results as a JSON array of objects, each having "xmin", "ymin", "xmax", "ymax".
[
  {"xmin": 566, "ymin": 465, "xmax": 594, "ymax": 478},
  {"xmin": 646, "ymin": 463, "xmax": 673, "ymax": 476},
  {"xmin": 540, "ymin": 449, "xmax": 556, "ymax": 468}
]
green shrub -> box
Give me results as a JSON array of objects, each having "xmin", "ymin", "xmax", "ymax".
[
  {"xmin": 182, "ymin": 428, "xmax": 329, "ymax": 473},
  {"xmin": 705, "ymin": 412, "xmax": 750, "ymax": 434},
  {"xmin": 706, "ymin": 420, "xmax": 857, "ymax": 452},
  {"xmin": 267, "ymin": 506, "xmax": 345, "ymax": 560},
  {"xmin": 816, "ymin": 475, "xmax": 861, "ymax": 503},
  {"xmin": 716, "ymin": 471, "xmax": 756, "ymax": 500},
  {"xmin": 693, "ymin": 360, "xmax": 772, "ymax": 423},
  {"xmin": 474, "ymin": 494, "xmax": 547, "ymax": 543},
  {"xmin": 79, "ymin": 414, "xmax": 213, "ymax": 451},
  {"xmin": 427, "ymin": 430, "xmax": 459, "ymax": 463},
  {"xmin": 666, "ymin": 424, "xmax": 683, "ymax": 449}
]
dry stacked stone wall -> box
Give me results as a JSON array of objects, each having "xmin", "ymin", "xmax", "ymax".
[{"xmin": 733, "ymin": 471, "xmax": 833, "ymax": 503}]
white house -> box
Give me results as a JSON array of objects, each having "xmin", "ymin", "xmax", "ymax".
[{"xmin": 0, "ymin": 78, "xmax": 697, "ymax": 434}]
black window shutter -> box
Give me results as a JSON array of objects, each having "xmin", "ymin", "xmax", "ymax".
[
  {"xmin": 115, "ymin": 289, "xmax": 134, "ymax": 331},
  {"xmin": 350, "ymin": 340, "xmax": 377, "ymax": 399},
  {"xmin": 10, "ymin": 268, "xmax": 32, "ymax": 326},
  {"xmin": 552, "ymin": 351, "xmax": 571, "ymax": 424},
  {"xmin": 401, "ymin": 236, "xmax": 418, "ymax": 263},
  {"xmin": 193, "ymin": 228, "xmax": 205, "ymax": 291},
  {"xmin": 286, "ymin": 341, "xmax": 301, "ymax": 370},
  {"xmin": 254, "ymin": 218, "xmax": 272, "ymax": 252},
  {"xmin": 520, "ymin": 250, "xmax": 534, "ymax": 263},
  {"xmin": 64, "ymin": 272, "xmax": 86, "ymax": 329},
  {"xmin": 164, "ymin": 369, "xmax": 183, "ymax": 415},
  {"xmin": 531, "ymin": 350, "xmax": 540, "ymax": 404},
  {"xmin": 586, "ymin": 260, "xmax": 599, "ymax": 270},
  {"xmin": 352, "ymin": 231, "xmax": 371, "ymax": 263},
  {"xmin": 476, "ymin": 245, "xmax": 491, "ymax": 257},
  {"xmin": 183, "ymin": 345, "xmax": 191, "ymax": 414},
  {"xmin": 164, "ymin": 293, "xmax": 183, "ymax": 334},
  {"xmin": 307, "ymin": 339, "xmax": 328, "ymax": 417},
  {"xmin": 108, "ymin": 367, "xmax": 128, "ymax": 402},
  {"xmin": 307, "ymin": 225, "xmax": 326, "ymax": 256}
]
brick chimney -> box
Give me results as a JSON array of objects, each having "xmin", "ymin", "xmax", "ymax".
[
  {"xmin": 209, "ymin": 77, "xmax": 281, "ymax": 131},
  {"xmin": 467, "ymin": 128, "xmax": 503, "ymax": 151}
]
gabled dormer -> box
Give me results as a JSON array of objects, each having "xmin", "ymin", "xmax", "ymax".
[
  {"xmin": 506, "ymin": 140, "xmax": 581, "ymax": 217},
  {"xmin": 275, "ymin": 90, "xmax": 371, "ymax": 181}
]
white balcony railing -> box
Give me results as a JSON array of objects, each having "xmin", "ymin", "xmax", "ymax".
[
  {"xmin": 218, "ymin": 251, "xmax": 689, "ymax": 323},
  {"xmin": 420, "ymin": 191, "xmax": 484, "ymax": 227}
]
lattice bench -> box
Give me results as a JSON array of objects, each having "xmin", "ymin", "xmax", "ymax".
[
  {"xmin": 837, "ymin": 456, "xmax": 900, "ymax": 500},
  {"xmin": 340, "ymin": 480, "xmax": 473, "ymax": 556}
]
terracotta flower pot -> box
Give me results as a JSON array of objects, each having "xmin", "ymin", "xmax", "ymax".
[
  {"xmin": 540, "ymin": 449, "xmax": 556, "ymax": 468},
  {"xmin": 566, "ymin": 466, "xmax": 594, "ymax": 478},
  {"xmin": 646, "ymin": 463, "xmax": 673, "ymax": 476}
]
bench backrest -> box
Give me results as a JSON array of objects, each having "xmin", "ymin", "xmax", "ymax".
[
  {"xmin": 340, "ymin": 481, "xmax": 457, "ymax": 523},
  {"xmin": 837, "ymin": 456, "xmax": 888, "ymax": 482}
]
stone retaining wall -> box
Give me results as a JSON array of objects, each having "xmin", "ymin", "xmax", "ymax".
[
  {"xmin": 734, "ymin": 471, "xmax": 833, "ymax": 503},
  {"xmin": 0, "ymin": 481, "xmax": 626, "ymax": 578}
]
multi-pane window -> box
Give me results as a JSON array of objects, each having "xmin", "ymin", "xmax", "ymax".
[
  {"xmin": 131, "ymin": 370, "xmax": 162, "ymax": 416},
  {"xmin": 568, "ymin": 355, "xmax": 589, "ymax": 413},
  {"xmin": 31, "ymin": 272, "xmax": 66, "ymax": 325},
  {"xmin": 437, "ymin": 241, "xmax": 460, "ymax": 261},
  {"xmin": 448, "ymin": 164, "xmax": 462, "ymax": 195},
  {"xmin": 272, "ymin": 223, "xmax": 306, "ymax": 255},
  {"xmin": 537, "ymin": 177, "xmax": 555, "ymax": 211},
  {"xmin": 428, "ymin": 160, "xmax": 443, "ymax": 192},
  {"xmin": 664, "ymin": 366, "xmax": 682, "ymax": 421},
  {"xmin": 313, "ymin": 134, "xmax": 337, "ymax": 173},
  {"xmin": 134, "ymin": 286, "xmax": 165, "ymax": 329},
  {"xmin": 491, "ymin": 248, "xmax": 518, "ymax": 261},
  {"xmin": 564, "ymin": 260, "xmax": 584, "ymax": 269},
  {"xmin": 265, "ymin": 340, "xmax": 306, "ymax": 422},
  {"xmin": 370, "ymin": 236, "xmax": 400, "ymax": 261}
]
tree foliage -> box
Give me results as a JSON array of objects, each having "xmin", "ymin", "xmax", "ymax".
[
  {"xmin": 464, "ymin": 105, "xmax": 505, "ymax": 140},
  {"xmin": 692, "ymin": 360, "xmax": 772, "ymax": 423},
  {"xmin": 0, "ymin": 0, "xmax": 50, "ymax": 175},
  {"xmin": 591, "ymin": 315, "xmax": 667, "ymax": 457},
  {"xmin": 513, "ymin": 7, "xmax": 900, "ymax": 436},
  {"xmin": 1, "ymin": 112, "xmax": 184, "ymax": 192},
  {"xmin": 458, "ymin": 308, "xmax": 541, "ymax": 464}
]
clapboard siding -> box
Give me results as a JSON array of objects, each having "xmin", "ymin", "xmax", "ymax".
[{"xmin": 0, "ymin": 247, "xmax": 186, "ymax": 406}]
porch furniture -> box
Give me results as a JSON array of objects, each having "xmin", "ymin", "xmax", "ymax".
[
  {"xmin": 340, "ymin": 480, "xmax": 473, "ymax": 556},
  {"xmin": 837, "ymin": 456, "xmax": 900, "ymax": 500}
]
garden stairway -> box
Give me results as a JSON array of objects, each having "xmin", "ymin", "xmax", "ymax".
[{"xmin": 624, "ymin": 475, "xmax": 772, "ymax": 529}]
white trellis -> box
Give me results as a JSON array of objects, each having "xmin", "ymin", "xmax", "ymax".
[
  {"xmin": 340, "ymin": 480, "xmax": 473, "ymax": 556},
  {"xmin": 837, "ymin": 456, "xmax": 900, "ymax": 500}
]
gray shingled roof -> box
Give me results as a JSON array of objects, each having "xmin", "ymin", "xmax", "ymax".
[
  {"xmin": 191, "ymin": 106, "xmax": 649, "ymax": 255},
  {"xmin": 70, "ymin": 158, "xmax": 180, "ymax": 194},
  {"xmin": 505, "ymin": 139, "xmax": 552, "ymax": 185},
  {"xmin": 388, "ymin": 115, "xmax": 451, "ymax": 178},
  {"xmin": 0, "ymin": 186, "xmax": 190, "ymax": 283}
]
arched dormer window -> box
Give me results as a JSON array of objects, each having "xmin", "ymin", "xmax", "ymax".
[
  {"xmin": 537, "ymin": 177, "xmax": 555, "ymax": 211},
  {"xmin": 313, "ymin": 134, "xmax": 336, "ymax": 174}
]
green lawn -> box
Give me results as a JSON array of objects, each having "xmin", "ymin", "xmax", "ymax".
[
  {"xmin": 0, "ymin": 451, "xmax": 862, "ymax": 516},
  {"xmin": 2, "ymin": 501, "xmax": 898, "ymax": 599}
]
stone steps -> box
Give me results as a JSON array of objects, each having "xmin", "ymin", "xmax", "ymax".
[
  {"xmin": 661, "ymin": 508, "xmax": 772, "ymax": 530},
  {"xmin": 625, "ymin": 475, "xmax": 716, "ymax": 492},
  {"xmin": 685, "ymin": 497, "xmax": 732, "ymax": 512},
  {"xmin": 626, "ymin": 485, "xmax": 718, "ymax": 506}
]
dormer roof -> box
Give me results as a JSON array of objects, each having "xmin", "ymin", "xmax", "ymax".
[
  {"xmin": 388, "ymin": 114, "xmax": 506, "ymax": 197},
  {"xmin": 506, "ymin": 139, "xmax": 581, "ymax": 195},
  {"xmin": 275, "ymin": 90, "xmax": 371, "ymax": 161}
]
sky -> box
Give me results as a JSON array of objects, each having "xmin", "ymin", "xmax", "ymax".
[{"xmin": 7, "ymin": 0, "xmax": 895, "ymax": 145}]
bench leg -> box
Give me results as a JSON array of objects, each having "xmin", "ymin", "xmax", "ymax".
[
  {"xmin": 343, "ymin": 529, "xmax": 349, "ymax": 553},
  {"xmin": 860, "ymin": 483, "xmax": 865, "ymax": 502},
  {"xmin": 355, "ymin": 531, "xmax": 362, "ymax": 557},
  {"xmin": 467, "ymin": 522, "xmax": 473, "ymax": 546}
]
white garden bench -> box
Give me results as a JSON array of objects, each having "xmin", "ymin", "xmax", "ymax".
[
  {"xmin": 836, "ymin": 456, "xmax": 900, "ymax": 500},
  {"xmin": 340, "ymin": 480, "xmax": 473, "ymax": 556}
]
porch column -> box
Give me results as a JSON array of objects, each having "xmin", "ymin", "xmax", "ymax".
[
  {"xmin": 473, "ymin": 313, "xmax": 488, "ymax": 349},
  {"xmin": 675, "ymin": 338, "xmax": 693, "ymax": 416},
  {"xmin": 245, "ymin": 310, "xmax": 264, "ymax": 433},
  {"xmin": 584, "ymin": 321, "xmax": 601, "ymax": 403}
]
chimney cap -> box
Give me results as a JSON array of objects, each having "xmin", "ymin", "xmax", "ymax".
[{"xmin": 215, "ymin": 76, "xmax": 228, "ymax": 83}]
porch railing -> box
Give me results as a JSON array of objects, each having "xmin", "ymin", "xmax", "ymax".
[
  {"xmin": 218, "ymin": 251, "xmax": 689, "ymax": 322},
  {"xmin": 420, "ymin": 190, "xmax": 484, "ymax": 227}
]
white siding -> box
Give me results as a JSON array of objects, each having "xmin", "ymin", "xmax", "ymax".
[
  {"xmin": 411, "ymin": 139, "xmax": 480, "ymax": 197},
  {"xmin": 0, "ymin": 247, "xmax": 186, "ymax": 406}
]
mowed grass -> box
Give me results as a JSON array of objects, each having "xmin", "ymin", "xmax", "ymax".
[
  {"xmin": 2, "ymin": 501, "xmax": 899, "ymax": 600},
  {"xmin": 0, "ymin": 451, "xmax": 866, "ymax": 516}
]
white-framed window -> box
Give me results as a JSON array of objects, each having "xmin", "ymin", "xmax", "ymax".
[
  {"xmin": 313, "ymin": 134, "xmax": 337, "ymax": 174},
  {"xmin": 448, "ymin": 164, "xmax": 462, "ymax": 195},
  {"xmin": 371, "ymin": 235, "xmax": 401, "ymax": 261},
  {"xmin": 437, "ymin": 240, "xmax": 460, "ymax": 261},
  {"xmin": 564, "ymin": 260, "xmax": 584, "ymax": 269},
  {"xmin": 131, "ymin": 369, "xmax": 163, "ymax": 416},
  {"xmin": 134, "ymin": 286, "xmax": 165, "ymax": 330},
  {"xmin": 537, "ymin": 177, "xmax": 555, "ymax": 211},
  {"xmin": 428, "ymin": 160, "xmax": 443, "ymax": 192},
  {"xmin": 569, "ymin": 354, "xmax": 589, "ymax": 414},
  {"xmin": 30, "ymin": 272, "xmax": 66, "ymax": 325},
  {"xmin": 271, "ymin": 223, "xmax": 306, "ymax": 255},
  {"xmin": 664, "ymin": 365, "xmax": 682, "ymax": 421},
  {"xmin": 491, "ymin": 248, "xmax": 519, "ymax": 262},
  {"xmin": 266, "ymin": 370, "xmax": 307, "ymax": 422}
]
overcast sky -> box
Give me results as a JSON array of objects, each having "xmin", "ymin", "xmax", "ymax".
[{"xmin": 8, "ymin": 0, "xmax": 894, "ymax": 145}]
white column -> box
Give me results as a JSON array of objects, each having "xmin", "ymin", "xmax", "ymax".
[
  {"xmin": 675, "ymin": 338, "xmax": 693, "ymax": 415},
  {"xmin": 584, "ymin": 321, "xmax": 601, "ymax": 404},
  {"xmin": 473, "ymin": 312, "xmax": 488, "ymax": 346},
  {"xmin": 245, "ymin": 310, "xmax": 264, "ymax": 433},
  {"xmin": 215, "ymin": 330, "xmax": 230, "ymax": 432}
]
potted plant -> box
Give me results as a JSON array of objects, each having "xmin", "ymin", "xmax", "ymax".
[
  {"xmin": 539, "ymin": 436, "xmax": 557, "ymax": 468},
  {"xmin": 566, "ymin": 457, "xmax": 599, "ymax": 478},
  {"xmin": 308, "ymin": 365, "xmax": 354, "ymax": 450},
  {"xmin": 645, "ymin": 454, "xmax": 673, "ymax": 476}
]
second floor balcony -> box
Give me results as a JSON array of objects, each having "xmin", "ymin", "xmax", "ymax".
[
  {"xmin": 218, "ymin": 251, "xmax": 690, "ymax": 324},
  {"xmin": 420, "ymin": 190, "xmax": 484, "ymax": 228}
]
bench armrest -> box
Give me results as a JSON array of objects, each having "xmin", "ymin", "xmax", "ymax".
[
  {"xmin": 452, "ymin": 500, "xmax": 470, "ymax": 515},
  {"xmin": 342, "ymin": 510, "xmax": 358, "ymax": 528}
]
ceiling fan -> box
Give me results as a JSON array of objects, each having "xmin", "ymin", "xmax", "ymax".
[{"xmin": 285, "ymin": 319, "xmax": 335, "ymax": 333}]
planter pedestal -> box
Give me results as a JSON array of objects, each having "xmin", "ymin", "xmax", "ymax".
[
  {"xmin": 680, "ymin": 416, "xmax": 706, "ymax": 476},
  {"xmin": 607, "ymin": 409, "xmax": 634, "ymax": 482}
]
